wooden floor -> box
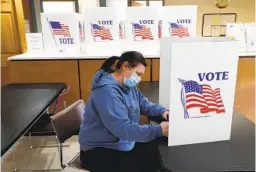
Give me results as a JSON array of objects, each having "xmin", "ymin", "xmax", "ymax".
[{"xmin": 1, "ymin": 136, "xmax": 84, "ymax": 172}]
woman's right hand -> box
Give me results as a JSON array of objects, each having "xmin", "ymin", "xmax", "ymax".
[{"xmin": 160, "ymin": 121, "xmax": 169, "ymax": 137}]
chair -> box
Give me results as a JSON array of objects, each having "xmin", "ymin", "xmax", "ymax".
[
  {"xmin": 50, "ymin": 99, "xmax": 89, "ymax": 171},
  {"xmin": 50, "ymin": 85, "xmax": 71, "ymax": 113},
  {"xmin": 28, "ymin": 85, "xmax": 71, "ymax": 148},
  {"xmin": 14, "ymin": 99, "xmax": 85, "ymax": 172}
]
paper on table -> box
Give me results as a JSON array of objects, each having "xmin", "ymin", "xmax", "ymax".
[{"xmin": 26, "ymin": 33, "xmax": 44, "ymax": 52}]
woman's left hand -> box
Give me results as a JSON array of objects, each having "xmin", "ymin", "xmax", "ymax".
[{"xmin": 162, "ymin": 111, "xmax": 169, "ymax": 121}]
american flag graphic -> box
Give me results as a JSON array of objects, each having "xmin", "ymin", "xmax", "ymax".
[
  {"xmin": 180, "ymin": 79, "xmax": 225, "ymax": 119},
  {"xmin": 49, "ymin": 21, "xmax": 70, "ymax": 37},
  {"xmin": 169, "ymin": 23, "xmax": 190, "ymax": 37},
  {"xmin": 91, "ymin": 24, "xmax": 113, "ymax": 41},
  {"xmin": 132, "ymin": 23, "xmax": 154, "ymax": 40}
]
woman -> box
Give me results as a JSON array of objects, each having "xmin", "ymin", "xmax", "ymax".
[{"xmin": 79, "ymin": 51, "xmax": 169, "ymax": 172}]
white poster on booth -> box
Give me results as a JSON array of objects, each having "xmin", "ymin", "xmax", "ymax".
[
  {"xmin": 245, "ymin": 23, "xmax": 256, "ymax": 52},
  {"xmin": 41, "ymin": 13, "xmax": 83, "ymax": 53},
  {"xmin": 83, "ymin": 7, "xmax": 120, "ymax": 55},
  {"xmin": 226, "ymin": 23, "xmax": 246, "ymax": 52},
  {"xmin": 160, "ymin": 38, "xmax": 239, "ymax": 146},
  {"xmin": 160, "ymin": 6, "xmax": 197, "ymax": 38},
  {"xmin": 126, "ymin": 7, "xmax": 159, "ymax": 41},
  {"xmin": 124, "ymin": 7, "xmax": 160, "ymax": 55}
]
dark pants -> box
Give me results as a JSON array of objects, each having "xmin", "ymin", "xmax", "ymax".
[{"xmin": 80, "ymin": 140, "xmax": 162, "ymax": 172}]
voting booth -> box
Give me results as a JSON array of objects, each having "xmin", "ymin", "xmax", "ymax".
[
  {"xmin": 124, "ymin": 7, "xmax": 160, "ymax": 55},
  {"xmin": 160, "ymin": 6, "xmax": 197, "ymax": 38},
  {"xmin": 226, "ymin": 23, "xmax": 256, "ymax": 53},
  {"xmin": 244, "ymin": 23, "xmax": 256, "ymax": 52},
  {"xmin": 159, "ymin": 37, "xmax": 239, "ymax": 146},
  {"xmin": 83, "ymin": 7, "xmax": 120, "ymax": 55},
  {"xmin": 226, "ymin": 23, "xmax": 247, "ymax": 52},
  {"xmin": 41, "ymin": 13, "xmax": 85, "ymax": 53},
  {"xmin": 39, "ymin": 6, "xmax": 198, "ymax": 55}
]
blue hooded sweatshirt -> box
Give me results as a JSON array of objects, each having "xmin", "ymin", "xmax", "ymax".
[{"xmin": 78, "ymin": 70, "xmax": 166, "ymax": 151}]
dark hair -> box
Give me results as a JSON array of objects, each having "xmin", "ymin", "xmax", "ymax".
[
  {"xmin": 100, "ymin": 56, "xmax": 119, "ymax": 73},
  {"xmin": 100, "ymin": 51, "xmax": 147, "ymax": 73}
]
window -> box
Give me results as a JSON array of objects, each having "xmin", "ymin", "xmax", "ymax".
[
  {"xmin": 131, "ymin": 1, "xmax": 147, "ymax": 6},
  {"xmin": 42, "ymin": 1, "xmax": 76, "ymax": 13},
  {"xmin": 149, "ymin": 1, "xmax": 163, "ymax": 6},
  {"xmin": 129, "ymin": 0, "xmax": 164, "ymax": 6}
]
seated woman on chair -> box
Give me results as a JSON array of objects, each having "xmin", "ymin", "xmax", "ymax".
[{"xmin": 78, "ymin": 51, "xmax": 169, "ymax": 172}]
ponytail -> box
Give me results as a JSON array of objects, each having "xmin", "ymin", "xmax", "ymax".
[
  {"xmin": 100, "ymin": 56, "xmax": 119, "ymax": 73},
  {"xmin": 100, "ymin": 51, "xmax": 146, "ymax": 73}
]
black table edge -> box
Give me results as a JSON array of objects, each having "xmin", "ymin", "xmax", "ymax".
[{"xmin": 1, "ymin": 83, "xmax": 66, "ymax": 156}]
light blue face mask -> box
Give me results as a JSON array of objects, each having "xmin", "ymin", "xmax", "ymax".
[{"xmin": 124, "ymin": 73, "xmax": 141, "ymax": 88}]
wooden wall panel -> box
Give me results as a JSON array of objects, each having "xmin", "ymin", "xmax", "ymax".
[
  {"xmin": 152, "ymin": 59, "xmax": 160, "ymax": 81},
  {"xmin": 7, "ymin": 60, "xmax": 80, "ymax": 106},
  {"xmin": 234, "ymin": 57, "xmax": 255, "ymax": 123},
  {"xmin": 142, "ymin": 59, "xmax": 151, "ymax": 82},
  {"xmin": 79, "ymin": 60, "xmax": 105, "ymax": 102}
]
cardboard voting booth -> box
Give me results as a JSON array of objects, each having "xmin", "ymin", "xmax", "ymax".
[
  {"xmin": 83, "ymin": 7, "xmax": 120, "ymax": 55},
  {"xmin": 159, "ymin": 37, "xmax": 239, "ymax": 146},
  {"xmin": 226, "ymin": 23, "xmax": 247, "ymax": 52},
  {"xmin": 226, "ymin": 23, "xmax": 256, "ymax": 53},
  {"xmin": 160, "ymin": 6, "xmax": 197, "ymax": 38},
  {"xmin": 245, "ymin": 23, "xmax": 256, "ymax": 52},
  {"xmin": 124, "ymin": 7, "xmax": 160, "ymax": 55},
  {"xmin": 41, "ymin": 13, "xmax": 85, "ymax": 53}
]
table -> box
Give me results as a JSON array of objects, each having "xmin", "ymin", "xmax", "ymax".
[
  {"xmin": 1, "ymin": 83, "xmax": 66, "ymax": 156},
  {"xmin": 139, "ymin": 82, "xmax": 255, "ymax": 172}
]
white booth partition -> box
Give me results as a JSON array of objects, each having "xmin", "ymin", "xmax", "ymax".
[{"xmin": 159, "ymin": 37, "xmax": 239, "ymax": 146}]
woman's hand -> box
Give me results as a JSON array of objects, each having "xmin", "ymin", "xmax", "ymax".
[
  {"xmin": 162, "ymin": 111, "xmax": 169, "ymax": 121},
  {"xmin": 160, "ymin": 121, "xmax": 169, "ymax": 137}
]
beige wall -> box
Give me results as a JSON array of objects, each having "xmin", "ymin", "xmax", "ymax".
[{"xmin": 165, "ymin": 0, "xmax": 255, "ymax": 36}]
